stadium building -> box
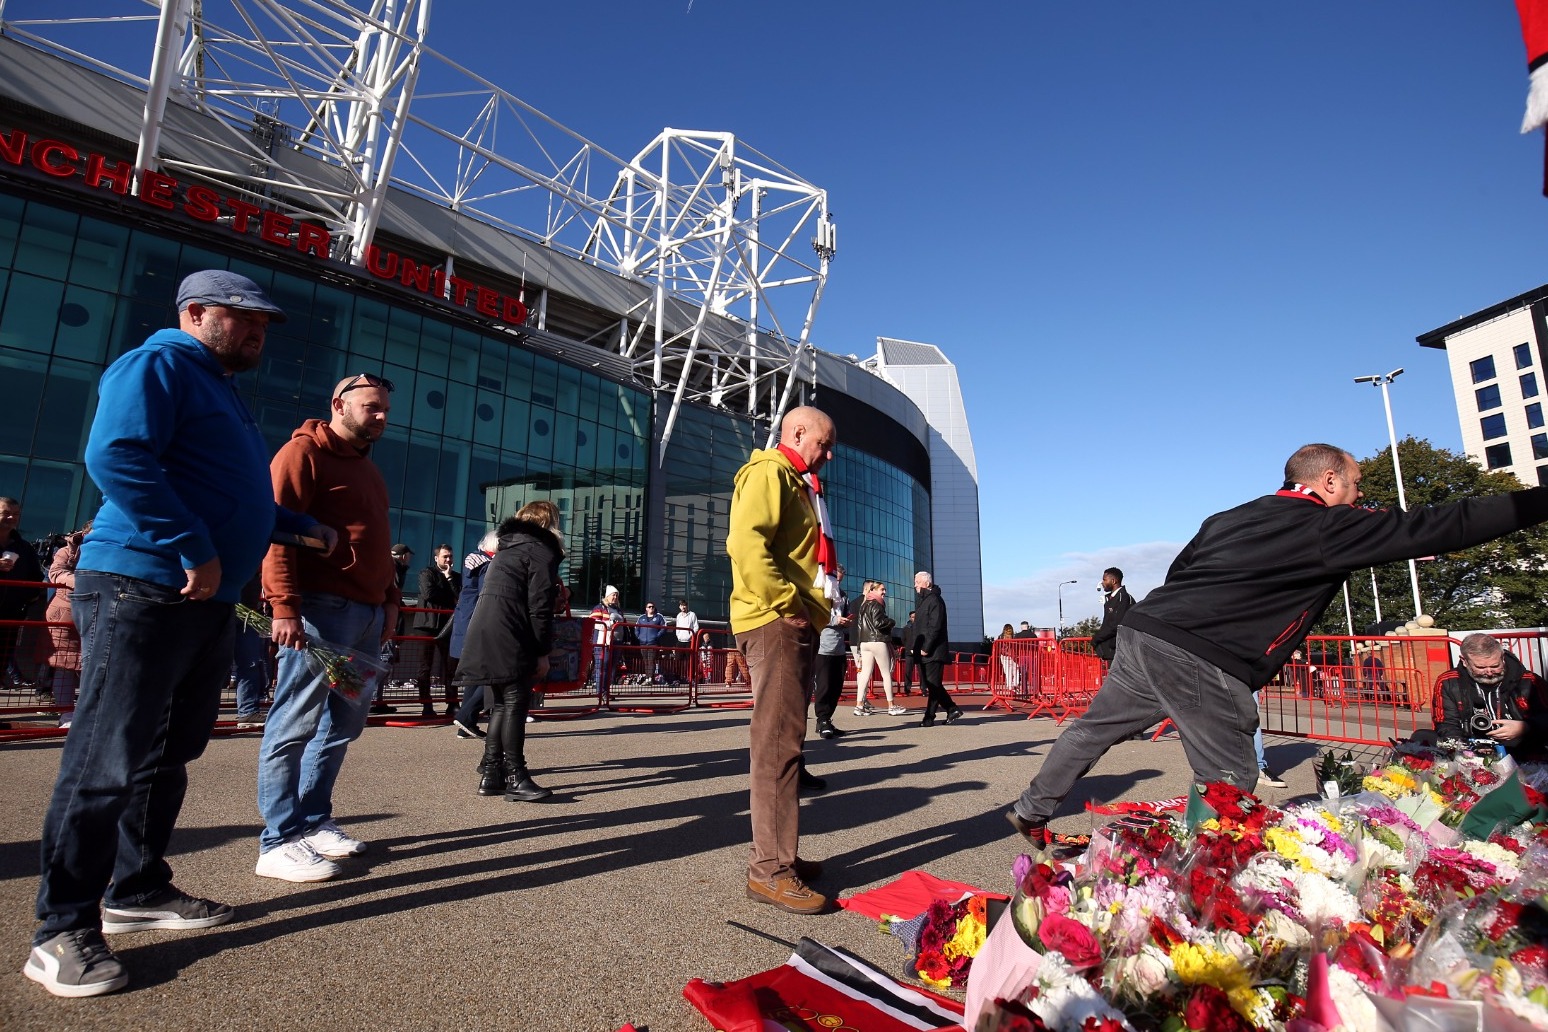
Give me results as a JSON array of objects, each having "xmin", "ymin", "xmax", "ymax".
[{"xmin": 0, "ymin": 0, "xmax": 983, "ymax": 638}]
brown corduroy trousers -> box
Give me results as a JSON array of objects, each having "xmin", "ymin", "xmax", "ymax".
[{"xmin": 739, "ymin": 616, "xmax": 816, "ymax": 881}]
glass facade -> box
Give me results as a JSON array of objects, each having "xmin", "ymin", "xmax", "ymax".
[
  {"xmin": 0, "ymin": 193, "xmax": 935, "ymax": 623},
  {"xmin": 0, "ymin": 195, "xmax": 652, "ymax": 608},
  {"xmin": 658, "ymin": 405, "xmax": 932, "ymax": 624}
]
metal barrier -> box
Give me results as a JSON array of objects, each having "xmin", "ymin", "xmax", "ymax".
[
  {"xmin": 600, "ymin": 620, "xmax": 693, "ymax": 712},
  {"xmin": 986, "ymin": 637, "xmax": 1106, "ymax": 722},
  {"xmin": 689, "ymin": 627, "xmax": 754, "ymax": 708}
]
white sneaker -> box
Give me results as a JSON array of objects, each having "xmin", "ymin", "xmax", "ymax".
[
  {"xmin": 887, "ymin": 706, "xmax": 907, "ymax": 716},
  {"xmin": 302, "ymin": 819, "xmax": 366, "ymax": 858},
  {"xmin": 255, "ymin": 840, "xmax": 340, "ymax": 882},
  {"xmin": 853, "ymin": 703, "xmax": 874, "ymax": 716}
]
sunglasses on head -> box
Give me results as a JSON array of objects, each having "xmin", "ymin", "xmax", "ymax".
[{"xmin": 336, "ymin": 372, "xmax": 395, "ymax": 398}]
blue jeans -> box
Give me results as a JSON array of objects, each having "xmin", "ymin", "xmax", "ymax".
[
  {"xmin": 34, "ymin": 572, "xmax": 233, "ymax": 941},
  {"xmin": 256, "ymin": 593, "xmax": 383, "ymax": 853},
  {"xmin": 1013, "ymin": 626, "xmax": 1259, "ymax": 825},
  {"xmin": 1253, "ymin": 690, "xmax": 1266, "ymax": 770},
  {"xmin": 233, "ymin": 623, "xmax": 269, "ymax": 717}
]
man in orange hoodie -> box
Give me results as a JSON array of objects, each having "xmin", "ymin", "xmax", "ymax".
[{"xmin": 255, "ymin": 374, "xmax": 398, "ymax": 883}]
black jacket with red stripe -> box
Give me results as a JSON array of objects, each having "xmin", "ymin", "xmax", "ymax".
[
  {"xmin": 1122, "ymin": 484, "xmax": 1548, "ymax": 690},
  {"xmin": 1431, "ymin": 652, "xmax": 1548, "ymax": 750}
]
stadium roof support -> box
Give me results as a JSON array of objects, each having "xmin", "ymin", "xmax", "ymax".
[{"xmin": 0, "ymin": 0, "xmax": 835, "ymax": 443}]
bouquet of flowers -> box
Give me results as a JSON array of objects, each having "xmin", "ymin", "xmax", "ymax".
[
  {"xmin": 908, "ymin": 893, "xmax": 994, "ymax": 989},
  {"xmin": 235, "ymin": 604, "xmax": 386, "ymax": 702}
]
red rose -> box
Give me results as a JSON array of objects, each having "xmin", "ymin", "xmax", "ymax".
[
  {"xmin": 1184, "ymin": 985, "xmax": 1246, "ymax": 1031},
  {"xmin": 1081, "ymin": 1017, "xmax": 1127, "ymax": 1032},
  {"xmin": 989, "ymin": 1000, "xmax": 1051, "ymax": 1032},
  {"xmin": 1038, "ymin": 913, "xmax": 1103, "ymax": 970}
]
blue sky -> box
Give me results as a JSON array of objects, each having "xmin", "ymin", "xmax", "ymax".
[
  {"xmin": 35, "ymin": 1, "xmax": 1545, "ymax": 630},
  {"xmin": 468, "ymin": 2, "xmax": 1545, "ymax": 630}
]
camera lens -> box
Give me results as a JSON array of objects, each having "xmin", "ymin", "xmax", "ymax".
[{"xmin": 1469, "ymin": 709, "xmax": 1495, "ymax": 734}]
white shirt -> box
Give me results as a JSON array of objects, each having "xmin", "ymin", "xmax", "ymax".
[{"xmin": 675, "ymin": 609, "xmax": 699, "ymax": 643}]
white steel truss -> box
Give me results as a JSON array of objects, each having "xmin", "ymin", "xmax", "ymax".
[{"xmin": 0, "ymin": 0, "xmax": 836, "ymax": 439}]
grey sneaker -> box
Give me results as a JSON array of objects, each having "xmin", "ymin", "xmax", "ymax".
[
  {"xmin": 102, "ymin": 889, "xmax": 234, "ymax": 933},
  {"xmin": 23, "ymin": 929, "xmax": 129, "ymax": 997},
  {"xmin": 1257, "ymin": 767, "xmax": 1288, "ymax": 788},
  {"xmin": 235, "ymin": 713, "xmax": 265, "ymax": 729}
]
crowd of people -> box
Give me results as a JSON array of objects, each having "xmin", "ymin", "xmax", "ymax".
[{"xmin": 14, "ymin": 274, "xmax": 1548, "ymax": 998}]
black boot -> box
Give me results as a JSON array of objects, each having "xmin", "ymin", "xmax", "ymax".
[
  {"xmin": 477, "ymin": 754, "xmax": 507, "ymax": 796},
  {"xmin": 504, "ymin": 768, "xmax": 553, "ymax": 802}
]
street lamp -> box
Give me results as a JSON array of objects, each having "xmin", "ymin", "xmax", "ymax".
[
  {"xmin": 1057, "ymin": 580, "xmax": 1077, "ymax": 637},
  {"xmin": 1353, "ymin": 368, "xmax": 1424, "ymax": 619}
]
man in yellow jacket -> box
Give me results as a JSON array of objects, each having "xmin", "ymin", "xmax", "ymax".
[{"xmin": 727, "ymin": 405, "xmax": 837, "ymax": 915}]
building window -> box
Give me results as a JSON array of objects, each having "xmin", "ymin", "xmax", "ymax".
[
  {"xmin": 1518, "ymin": 342, "xmax": 1536, "ymax": 369},
  {"xmin": 1536, "ymin": 434, "xmax": 1548, "ymax": 461},
  {"xmin": 1540, "ymin": 465, "xmax": 1548, "ymax": 487},
  {"xmin": 1530, "ymin": 403, "xmax": 1544, "ymax": 429},
  {"xmin": 1486, "ymin": 442, "xmax": 1514, "ymax": 469},
  {"xmin": 1524, "ymin": 372, "xmax": 1540, "ymax": 399},
  {"xmin": 1471, "ymin": 355, "xmax": 1497, "ymax": 383},
  {"xmin": 1476, "ymin": 383, "xmax": 1502, "ymax": 411},
  {"xmin": 1482, "ymin": 413, "xmax": 1508, "ymax": 440}
]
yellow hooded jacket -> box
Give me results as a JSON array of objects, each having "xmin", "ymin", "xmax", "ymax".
[{"xmin": 726, "ymin": 448, "xmax": 831, "ymax": 635}]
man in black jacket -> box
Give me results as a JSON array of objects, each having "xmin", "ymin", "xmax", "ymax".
[
  {"xmin": 1089, "ymin": 567, "xmax": 1134, "ymax": 664},
  {"xmin": 912, "ymin": 571, "xmax": 961, "ymax": 727},
  {"xmin": 1007, "ymin": 442, "xmax": 1548, "ymax": 851},
  {"xmin": 1432, "ymin": 633, "xmax": 1548, "ymax": 756},
  {"xmin": 414, "ymin": 544, "xmax": 462, "ymax": 718}
]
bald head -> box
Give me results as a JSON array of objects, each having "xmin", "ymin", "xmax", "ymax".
[{"xmin": 780, "ymin": 405, "xmax": 836, "ymax": 473}]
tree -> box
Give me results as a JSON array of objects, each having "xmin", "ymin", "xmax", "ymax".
[
  {"xmin": 1064, "ymin": 615, "xmax": 1102, "ymax": 639},
  {"xmin": 1309, "ymin": 437, "xmax": 1548, "ymax": 635}
]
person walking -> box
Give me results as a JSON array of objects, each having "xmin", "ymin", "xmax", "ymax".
[
  {"xmin": 449, "ymin": 531, "xmax": 498, "ymax": 739},
  {"xmin": 1006, "ymin": 443, "xmax": 1548, "ymax": 852},
  {"xmin": 812, "ymin": 565, "xmax": 853, "ymax": 739},
  {"xmin": 635, "ymin": 601, "xmax": 667, "ymax": 681},
  {"xmin": 854, "ymin": 580, "xmax": 903, "ymax": 716},
  {"xmin": 912, "ymin": 572, "xmax": 961, "ymax": 727},
  {"xmin": 255, "ymin": 373, "xmax": 397, "ymax": 883},
  {"xmin": 899, "ymin": 610, "xmax": 917, "ymax": 695},
  {"xmin": 24, "ymin": 271, "xmax": 331, "ymax": 998},
  {"xmin": 455, "ymin": 501, "xmax": 566, "ymax": 802},
  {"xmin": 413, "ymin": 543, "xmax": 461, "ymax": 718},
  {"xmin": 727, "ymin": 405, "xmax": 837, "ymax": 915}
]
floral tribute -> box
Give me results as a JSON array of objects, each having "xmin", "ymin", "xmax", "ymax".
[
  {"xmin": 910, "ymin": 893, "xmax": 995, "ymax": 989},
  {"xmin": 235, "ymin": 604, "xmax": 385, "ymax": 701},
  {"xmin": 968, "ymin": 746, "xmax": 1548, "ymax": 1032}
]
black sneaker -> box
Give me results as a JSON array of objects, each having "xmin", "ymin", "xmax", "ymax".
[
  {"xmin": 798, "ymin": 766, "xmax": 827, "ymax": 792},
  {"xmin": 102, "ymin": 889, "xmax": 233, "ymax": 933},
  {"xmin": 24, "ymin": 929, "xmax": 128, "ymax": 997},
  {"xmin": 944, "ymin": 709, "xmax": 964, "ymax": 724},
  {"xmin": 453, "ymin": 719, "xmax": 486, "ymax": 739},
  {"xmin": 816, "ymin": 722, "xmax": 844, "ymax": 739},
  {"xmin": 1257, "ymin": 767, "xmax": 1288, "ymax": 788},
  {"xmin": 369, "ymin": 702, "xmax": 395, "ymax": 715}
]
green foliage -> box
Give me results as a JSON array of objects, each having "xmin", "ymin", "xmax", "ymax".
[
  {"xmin": 1063, "ymin": 614, "xmax": 1102, "ymax": 639},
  {"xmin": 1309, "ymin": 436, "xmax": 1548, "ymax": 635},
  {"xmin": 1315, "ymin": 749, "xmax": 1364, "ymax": 797}
]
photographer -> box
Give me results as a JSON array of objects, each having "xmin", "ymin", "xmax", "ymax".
[{"xmin": 1432, "ymin": 633, "xmax": 1548, "ymax": 757}]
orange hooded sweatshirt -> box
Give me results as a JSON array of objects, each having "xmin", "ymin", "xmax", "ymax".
[{"xmin": 263, "ymin": 418, "xmax": 397, "ymax": 619}]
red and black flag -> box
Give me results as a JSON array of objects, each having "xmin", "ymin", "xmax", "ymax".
[{"xmin": 1517, "ymin": 0, "xmax": 1548, "ymax": 193}]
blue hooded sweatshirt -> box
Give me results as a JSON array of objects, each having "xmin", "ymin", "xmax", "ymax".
[{"xmin": 79, "ymin": 329, "xmax": 311, "ymax": 602}]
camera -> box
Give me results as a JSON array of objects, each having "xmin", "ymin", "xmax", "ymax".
[{"xmin": 1468, "ymin": 706, "xmax": 1496, "ymax": 735}]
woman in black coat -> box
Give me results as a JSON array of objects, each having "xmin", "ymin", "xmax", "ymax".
[{"xmin": 453, "ymin": 501, "xmax": 564, "ymax": 802}]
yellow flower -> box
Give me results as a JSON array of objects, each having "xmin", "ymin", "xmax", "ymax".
[
  {"xmin": 1171, "ymin": 943, "xmax": 1250, "ymax": 990},
  {"xmin": 1264, "ymin": 827, "xmax": 1311, "ymax": 870},
  {"xmin": 1228, "ymin": 985, "xmax": 1275, "ymax": 1025}
]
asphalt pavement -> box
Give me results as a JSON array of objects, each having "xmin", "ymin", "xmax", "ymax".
[{"xmin": 0, "ymin": 696, "xmax": 1352, "ymax": 1031}]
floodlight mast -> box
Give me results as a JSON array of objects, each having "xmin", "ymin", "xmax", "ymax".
[
  {"xmin": 1352, "ymin": 368, "xmax": 1423, "ymax": 620},
  {"xmin": 9, "ymin": 0, "xmax": 835, "ymax": 442}
]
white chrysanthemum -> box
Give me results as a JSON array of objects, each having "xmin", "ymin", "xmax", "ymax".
[
  {"xmin": 1460, "ymin": 840, "xmax": 1522, "ymax": 882},
  {"xmin": 1289, "ymin": 869, "xmax": 1359, "ymax": 927},
  {"xmin": 1359, "ymin": 836, "xmax": 1405, "ymax": 872},
  {"xmin": 1327, "ymin": 963, "xmax": 1379, "ymax": 1029},
  {"xmin": 1026, "ymin": 952, "xmax": 1133, "ymax": 1032}
]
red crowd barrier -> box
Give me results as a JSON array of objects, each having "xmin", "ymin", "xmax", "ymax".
[{"xmin": 986, "ymin": 636, "xmax": 1106, "ymax": 723}]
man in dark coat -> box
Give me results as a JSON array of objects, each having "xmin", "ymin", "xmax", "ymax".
[
  {"xmin": 912, "ymin": 571, "xmax": 960, "ymax": 727},
  {"xmin": 0, "ymin": 496, "xmax": 45, "ymax": 687},
  {"xmin": 1432, "ymin": 633, "xmax": 1548, "ymax": 757},
  {"xmin": 414, "ymin": 543, "xmax": 461, "ymax": 717},
  {"xmin": 1090, "ymin": 567, "xmax": 1134, "ymax": 664}
]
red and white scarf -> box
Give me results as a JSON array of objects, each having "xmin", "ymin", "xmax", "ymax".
[{"xmin": 777, "ymin": 443, "xmax": 841, "ymax": 601}]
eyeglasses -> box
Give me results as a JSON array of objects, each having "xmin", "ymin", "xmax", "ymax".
[{"xmin": 336, "ymin": 372, "xmax": 395, "ymax": 398}]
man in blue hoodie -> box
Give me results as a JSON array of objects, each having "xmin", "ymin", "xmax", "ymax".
[{"xmin": 24, "ymin": 270, "xmax": 335, "ymax": 1000}]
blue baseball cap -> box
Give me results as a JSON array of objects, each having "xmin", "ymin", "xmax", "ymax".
[{"xmin": 175, "ymin": 270, "xmax": 287, "ymax": 323}]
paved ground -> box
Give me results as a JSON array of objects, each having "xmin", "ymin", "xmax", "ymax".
[{"xmin": 0, "ymin": 696, "xmax": 1354, "ymax": 1031}]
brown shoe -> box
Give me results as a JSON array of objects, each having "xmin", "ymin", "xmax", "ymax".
[
  {"xmin": 746, "ymin": 874, "xmax": 829, "ymax": 915},
  {"xmin": 791, "ymin": 857, "xmax": 823, "ymax": 882}
]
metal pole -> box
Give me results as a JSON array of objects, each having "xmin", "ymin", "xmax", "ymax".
[
  {"xmin": 1370, "ymin": 569, "xmax": 1382, "ymax": 625},
  {"xmin": 1376, "ymin": 379, "xmax": 1425, "ymax": 618},
  {"xmin": 1057, "ymin": 580, "xmax": 1076, "ymax": 637},
  {"xmin": 1342, "ymin": 582, "xmax": 1354, "ymax": 636}
]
